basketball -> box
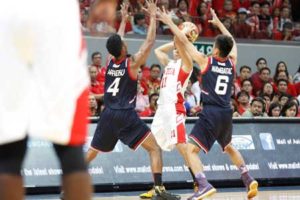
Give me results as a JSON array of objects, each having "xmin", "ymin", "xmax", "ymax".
[{"xmin": 178, "ymin": 22, "xmax": 199, "ymax": 43}]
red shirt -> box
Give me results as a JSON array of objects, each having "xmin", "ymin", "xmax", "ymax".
[
  {"xmin": 90, "ymin": 81, "xmax": 102, "ymax": 94},
  {"xmin": 273, "ymin": 83, "xmax": 298, "ymax": 97},
  {"xmin": 96, "ymin": 66, "xmax": 107, "ymax": 95},
  {"xmin": 139, "ymin": 107, "xmax": 155, "ymax": 117},
  {"xmin": 142, "ymin": 78, "xmax": 161, "ymax": 95}
]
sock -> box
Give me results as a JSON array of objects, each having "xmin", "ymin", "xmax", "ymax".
[
  {"xmin": 195, "ymin": 172, "xmax": 208, "ymax": 187},
  {"xmin": 153, "ymin": 173, "xmax": 162, "ymax": 186},
  {"xmin": 188, "ymin": 167, "xmax": 196, "ymax": 182},
  {"xmin": 239, "ymin": 164, "xmax": 249, "ymax": 175}
]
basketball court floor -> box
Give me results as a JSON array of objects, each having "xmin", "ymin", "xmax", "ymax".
[{"xmin": 26, "ymin": 186, "xmax": 300, "ymax": 200}]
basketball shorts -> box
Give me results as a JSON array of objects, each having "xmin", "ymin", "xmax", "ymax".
[
  {"xmin": 189, "ymin": 105, "xmax": 233, "ymax": 153},
  {"xmin": 91, "ymin": 107, "xmax": 151, "ymax": 152},
  {"xmin": 151, "ymin": 104, "xmax": 187, "ymax": 151},
  {"xmin": 0, "ymin": 0, "xmax": 89, "ymax": 146}
]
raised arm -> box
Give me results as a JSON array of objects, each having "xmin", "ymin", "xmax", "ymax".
[
  {"xmin": 130, "ymin": 0, "xmax": 157, "ymax": 73},
  {"xmin": 117, "ymin": 2, "xmax": 129, "ymax": 38},
  {"xmin": 154, "ymin": 42, "xmax": 174, "ymax": 66},
  {"xmin": 209, "ymin": 8, "xmax": 237, "ymax": 65},
  {"xmin": 156, "ymin": 7, "xmax": 208, "ymax": 71},
  {"xmin": 174, "ymin": 36, "xmax": 193, "ymax": 73}
]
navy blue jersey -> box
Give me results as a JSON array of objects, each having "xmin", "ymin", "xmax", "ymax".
[
  {"xmin": 104, "ymin": 57, "xmax": 137, "ymax": 109},
  {"xmin": 201, "ymin": 57, "xmax": 235, "ymax": 108}
]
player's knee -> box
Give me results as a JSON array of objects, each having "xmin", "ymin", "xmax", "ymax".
[
  {"xmin": 224, "ymin": 143, "xmax": 234, "ymax": 153},
  {"xmin": 187, "ymin": 142, "xmax": 200, "ymax": 154},
  {"xmin": 0, "ymin": 138, "xmax": 27, "ymax": 175},
  {"xmin": 54, "ymin": 144, "xmax": 87, "ymax": 175}
]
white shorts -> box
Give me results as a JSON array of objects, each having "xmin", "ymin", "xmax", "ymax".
[
  {"xmin": 0, "ymin": 0, "xmax": 89, "ymax": 145},
  {"xmin": 151, "ymin": 104, "xmax": 187, "ymax": 151}
]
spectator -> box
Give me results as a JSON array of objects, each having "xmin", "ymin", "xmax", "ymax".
[
  {"xmin": 290, "ymin": 97, "xmax": 300, "ymax": 117},
  {"xmin": 241, "ymin": 79, "xmax": 255, "ymax": 101},
  {"xmin": 195, "ymin": 1, "xmax": 211, "ymax": 35},
  {"xmin": 280, "ymin": 100, "xmax": 298, "ymax": 117},
  {"xmin": 293, "ymin": 66, "xmax": 300, "ymax": 84},
  {"xmin": 231, "ymin": 98, "xmax": 240, "ymax": 117},
  {"xmin": 222, "ymin": 17, "xmax": 234, "ymax": 34},
  {"xmin": 236, "ymin": 90, "xmax": 250, "ymax": 115},
  {"xmin": 261, "ymin": 93, "xmax": 272, "ymax": 112},
  {"xmin": 278, "ymin": 7, "xmax": 292, "ymax": 31},
  {"xmin": 260, "ymin": 82, "xmax": 274, "ymax": 99},
  {"xmin": 259, "ymin": 1, "xmax": 272, "ymax": 38},
  {"xmin": 217, "ymin": 0, "xmax": 237, "ymax": 21},
  {"xmin": 114, "ymin": 10, "xmax": 133, "ymax": 34},
  {"xmin": 89, "ymin": 94, "xmax": 100, "ymax": 117},
  {"xmin": 139, "ymin": 93, "xmax": 159, "ymax": 117},
  {"xmin": 278, "ymin": 92, "xmax": 291, "ymax": 106},
  {"xmin": 253, "ymin": 67, "xmax": 272, "ymax": 96},
  {"xmin": 251, "ymin": 57, "xmax": 267, "ymax": 90},
  {"xmin": 242, "ymin": 97, "xmax": 267, "ymax": 117},
  {"xmin": 89, "ymin": 66, "xmax": 104, "ymax": 101},
  {"xmin": 273, "ymin": 61, "xmax": 293, "ymax": 83},
  {"xmin": 133, "ymin": 13, "xmax": 148, "ymax": 35},
  {"xmin": 174, "ymin": 0, "xmax": 191, "ymax": 23},
  {"xmin": 235, "ymin": 65, "xmax": 252, "ymax": 93},
  {"xmin": 268, "ymin": 102, "xmax": 281, "ymax": 117},
  {"xmin": 91, "ymin": 51, "xmax": 102, "ymax": 68},
  {"xmin": 143, "ymin": 64, "xmax": 161, "ymax": 95},
  {"xmin": 232, "ymin": 8, "xmax": 252, "ymax": 38},
  {"xmin": 246, "ymin": 1, "xmax": 260, "ymax": 36}
]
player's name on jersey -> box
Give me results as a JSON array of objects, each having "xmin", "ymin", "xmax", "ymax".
[
  {"xmin": 165, "ymin": 68, "xmax": 175, "ymax": 75},
  {"xmin": 107, "ymin": 69, "xmax": 126, "ymax": 77},
  {"xmin": 211, "ymin": 65, "xmax": 233, "ymax": 75}
]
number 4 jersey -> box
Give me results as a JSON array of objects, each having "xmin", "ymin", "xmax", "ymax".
[
  {"xmin": 201, "ymin": 56, "xmax": 235, "ymax": 108},
  {"xmin": 104, "ymin": 56, "xmax": 137, "ymax": 109}
]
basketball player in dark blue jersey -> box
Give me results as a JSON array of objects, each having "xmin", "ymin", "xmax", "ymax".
[
  {"xmin": 157, "ymin": 8, "xmax": 258, "ymax": 200},
  {"xmin": 86, "ymin": 1, "xmax": 180, "ymax": 200}
]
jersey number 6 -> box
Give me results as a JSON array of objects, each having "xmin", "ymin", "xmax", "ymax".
[{"xmin": 215, "ymin": 75, "xmax": 229, "ymax": 95}]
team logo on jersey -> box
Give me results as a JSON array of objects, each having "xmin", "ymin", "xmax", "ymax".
[{"xmin": 112, "ymin": 64, "xmax": 120, "ymax": 68}]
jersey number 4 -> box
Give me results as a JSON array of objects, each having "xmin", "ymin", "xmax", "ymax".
[
  {"xmin": 215, "ymin": 75, "xmax": 229, "ymax": 95},
  {"xmin": 107, "ymin": 77, "xmax": 120, "ymax": 96}
]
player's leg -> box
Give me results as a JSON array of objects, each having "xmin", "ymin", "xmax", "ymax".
[
  {"xmin": 0, "ymin": 137, "xmax": 28, "ymax": 200},
  {"xmin": 186, "ymin": 115, "xmax": 217, "ymax": 200},
  {"xmin": 54, "ymin": 144, "xmax": 92, "ymax": 200},
  {"xmin": 224, "ymin": 144, "xmax": 258, "ymax": 198}
]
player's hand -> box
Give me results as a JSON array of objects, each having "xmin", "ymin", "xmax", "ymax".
[
  {"xmin": 120, "ymin": 2, "xmax": 130, "ymax": 21},
  {"xmin": 156, "ymin": 6, "xmax": 172, "ymax": 25},
  {"xmin": 208, "ymin": 8, "xmax": 221, "ymax": 27},
  {"xmin": 142, "ymin": 0, "xmax": 158, "ymax": 18}
]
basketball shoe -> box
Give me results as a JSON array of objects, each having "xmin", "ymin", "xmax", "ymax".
[
  {"xmin": 187, "ymin": 182, "xmax": 216, "ymax": 200},
  {"xmin": 151, "ymin": 185, "xmax": 181, "ymax": 200},
  {"xmin": 241, "ymin": 173, "xmax": 258, "ymax": 198}
]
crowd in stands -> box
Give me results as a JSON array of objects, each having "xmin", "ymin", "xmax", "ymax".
[
  {"xmin": 88, "ymin": 51, "xmax": 300, "ymax": 118},
  {"xmin": 80, "ymin": 0, "xmax": 300, "ymax": 41}
]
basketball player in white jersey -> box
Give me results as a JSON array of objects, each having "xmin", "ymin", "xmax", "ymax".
[
  {"xmin": 140, "ymin": 36, "xmax": 196, "ymax": 198},
  {"xmin": 0, "ymin": 0, "xmax": 92, "ymax": 199}
]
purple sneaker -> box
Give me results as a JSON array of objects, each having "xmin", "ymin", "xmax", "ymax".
[
  {"xmin": 187, "ymin": 183, "xmax": 216, "ymax": 200},
  {"xmin": 241, "ymin": 174, "xmax": 258, "ymax": 199}
]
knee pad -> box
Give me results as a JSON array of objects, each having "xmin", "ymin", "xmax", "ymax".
[
  {"xmin": 0, "ymin": 137, "xmax": 27, "ymax": 175},
  {"xmin": 53, "ymin": 144, "xmax": 87, "ymax": 175}
]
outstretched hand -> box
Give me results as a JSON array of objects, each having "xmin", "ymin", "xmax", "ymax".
[
  {"xmin": 208, "ymin": 8, "xmax": 221, "ymax": 26},
  {"xmin": 156, "ymin": 6, "xmax": 173, "ymax": 25},
  {"xmin": 120, "ymin": 2, "xmax": 130, "ymax": 20},
  {"xmin": 142, "ymin": 0, "xmax": 158, "ymax": 18}
]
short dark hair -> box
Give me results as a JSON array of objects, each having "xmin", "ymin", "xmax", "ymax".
[
  {"xmin": 214, "ymin": 35, "xmax": 234, "ymax": 58},
  {"xmin": 241, "ymin": 78, "xmax": 252, "ymax": 87},
  {"xmin": 106, "ymin": 34, "xmax": 123, "ymax": 58},
  {"xmin": 239, "ymin": 65, "xmax": 251, "ymax": 73},
  {"xmin": 276, "ymin": 78, "xmax": 288, "ymax": 85},
  {"xmin": 237, "ymin": 90, "xmax": 250, "ymax": 99},
  {"xmin": 134, "ymin": 13, "xmax": 145, "ymax": 25},
  {"xmin": 251, "ymin": 97, "xmax": 265, "ymax": 112},
  {"xmin": 150, "ymin": 64, "xmax": 161, "ymax": 71},
  {"xmin": 259, "ymin": 67, "xmax": 271, "ymax": 74},
  {"xmin": 177, "ymin": 0, "xmax": 189, "ymax": 8},
  {"xmin": 91, "ymin": 52, "xmax": 101, "ymax": 59},
  {"xmin": 256, "ymin": 57, "xmax": 267, "ymax": 66},
  {"xmin": 279, "ymin": 92, "xmax": 291, "ymax": 101},
  {"xmin": 280, "ymin": 100, "xmax": 298, "ymax": 116}
]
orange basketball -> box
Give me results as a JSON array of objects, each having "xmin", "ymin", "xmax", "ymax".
[{"xmin": 178, "ymin": 22, "xmax": 199, "ymax": 43}]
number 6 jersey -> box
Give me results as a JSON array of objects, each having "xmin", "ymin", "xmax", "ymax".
[
  {"xmin": 104, "ymin": 56, "xmax": 137, "ymax": 110},
  {"xmin": 201, "ymin": 57, "xmax": 235, "ymax": 108}
]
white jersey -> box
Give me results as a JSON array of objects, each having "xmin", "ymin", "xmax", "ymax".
[
  {"xmin": 157, "ymin": 59, "xmax": 191, "ymax": 113},
  {"xmin": 152, "ymin": 59, "xmax": 192, "ymax": 151},
  {"xmin": 0, "ymin": 0, "xmax": 89, "ymax": 145}
]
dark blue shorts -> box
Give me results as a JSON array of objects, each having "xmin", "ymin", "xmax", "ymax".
[
  {"xmin": 189, "ymin": 105, "xmax": 232, "ymax": 153},
  {"xmin": 91, "ymin": 107, "xmax": 150, "ymax": 152}
]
